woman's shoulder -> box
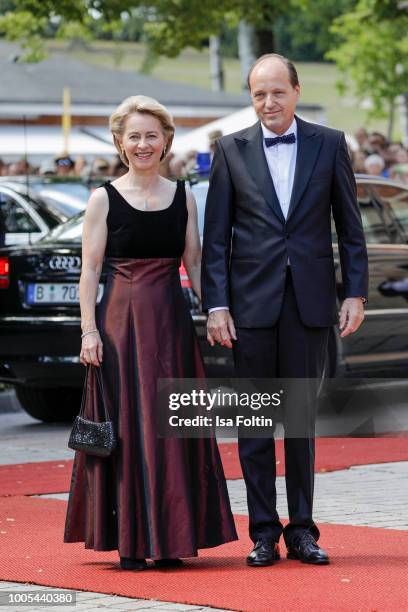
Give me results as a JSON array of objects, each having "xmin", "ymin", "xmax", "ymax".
[
  {"xmin": 108, "ymin": 177, "xmax": 125, "ymax": 190},
  {"xmin": 86, "ymin": 186, "xmax": 109, "ymax": 214},
  {"xmin": 157, "ymin": 176, "xmax": 185, "ymax": 203},
  {"xmin": 159, "ymin": 176, "xmax": 184, "ymax": 189}
]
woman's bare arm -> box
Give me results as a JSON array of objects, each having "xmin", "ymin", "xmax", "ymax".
[
  {"xmin": 79, "ymin": 187, "xmax": 108, "ymax": 366},
  {"xmin": 182, "ymin": 186, "xmax": 202, "ymax": 301}
]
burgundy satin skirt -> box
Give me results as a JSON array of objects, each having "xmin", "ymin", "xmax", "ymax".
[{"xmin": 64, "ymin": 258, "xmax": 237, "ymax": 559}]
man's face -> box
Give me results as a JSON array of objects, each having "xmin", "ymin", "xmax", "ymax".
[{"xmin": 250, "ymin": 59, "xmax": 300, "ymax": 135}]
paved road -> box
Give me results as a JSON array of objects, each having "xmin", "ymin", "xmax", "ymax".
[{"xmin": 1, "ymin": 392, "xmax": 407, "ymax": 611}]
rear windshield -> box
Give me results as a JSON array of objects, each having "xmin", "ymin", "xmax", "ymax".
[{"xmin": 41, "ymin": 212, "xmax": 84, "ymax": 243}]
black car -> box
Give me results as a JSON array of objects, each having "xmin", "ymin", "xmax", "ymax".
[{"xmin": 0, "ymin": 176, "xmax": 408, "ymax": 422}]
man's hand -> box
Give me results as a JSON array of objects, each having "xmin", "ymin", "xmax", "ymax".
[
  {"xmin": 207, "ymin": 310, "xmax": 237, "ymax": 349},
  {"xmin": 338, "ymin": 298, "xmax": 365, "ymax": 338}
]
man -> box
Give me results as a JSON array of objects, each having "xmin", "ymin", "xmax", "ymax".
[{"xmin": 201, "ymin": 54, "xmax": 368, "ymax": 567}]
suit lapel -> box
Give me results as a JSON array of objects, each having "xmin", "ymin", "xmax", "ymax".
[
  {"xmin": 286, "ymin": 115, "xmax": 323, "ymax": 223},
  {"xmin": 235, "ymin": 121, "xmax": 286, "ymax": 224}
]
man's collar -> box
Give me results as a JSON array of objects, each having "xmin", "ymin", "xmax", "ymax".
[{"xmin": 261, "ymin": 117, "xmax": 297, "ymax": 139}]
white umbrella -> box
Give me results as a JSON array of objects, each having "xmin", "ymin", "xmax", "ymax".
[
  {"xmin": 172, "ymin": 106, "xmax": 258, "ymax": 155},
  {"xmin": 172, "ymin": 106, "xmax": 355, "ymax": 155}
]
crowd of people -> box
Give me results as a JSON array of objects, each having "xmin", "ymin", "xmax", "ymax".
[
  {"xmin": 0, "ymin": 130, "xmax": 222, "ymax": 181},
  {"xmin": 0, "ymin": 154, "xmax": 128, "ymax": 180},
  {"xmin": 350, "ymin": 128, "xmax": 408, "ymax": 183},
  {"xmin": 0, "ymin": 151, "xmax": 195, "ymax": 180},
  {"xmin": 0, "ymin": 128, "xmax": 407, "ymax": 184}
]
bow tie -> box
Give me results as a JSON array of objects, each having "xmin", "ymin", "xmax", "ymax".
[{"xmin": 264, "ymin": 133, "xmax": 296, "ymax": 147}]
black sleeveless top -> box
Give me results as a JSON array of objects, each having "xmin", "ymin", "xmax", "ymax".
[{"xmin": 103, "ymin": 180, "xmax": 188, "ymax": 258}]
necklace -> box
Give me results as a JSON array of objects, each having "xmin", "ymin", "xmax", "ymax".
[
  {"xmin": 121, "ymin": 176, "xmax": 158, "ymax": 210},
  {"xmin": 136, "ymin": 180, "xmax": 156, "ymax": 210}
]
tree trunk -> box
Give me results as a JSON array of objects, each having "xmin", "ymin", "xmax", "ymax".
[
  {"xmin": 387, "ymin": 99, "xmax": 395, "ymax": 141},
  {"xmin": 399, "ymin": 93, "xmax": 408, "ymax": 147},
  {"xmin": 209, "ymin": 35, "xmax": 224, "ymax": 92},
  {"xmin": 253, "ymin": 28, "xmax": 274, "ymax": 57},
  {"xmin": 238, "ymin": 20, "xmax": 255, "ymax": 90}
]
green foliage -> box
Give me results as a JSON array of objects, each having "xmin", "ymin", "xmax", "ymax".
[
  {"xmin": 0, "ymin": 0, "xmax": 288, "ymax": 61},
  {"xmin": 0, "ymin": 0, "xmax": 17, "ymax": 13},
  {"xmin": 141, "ymin": 1, "xmax": 227, "ymax": 57},
  {"xmin": 118, "ymin": 11, "xmax": 145, "ymax": 42},
  {"xmin": 56, "ymin": 20, "xmax": 93, "ymax": 43},
  {"xmin": 15, "ymin": 0, "xmax": 86, "ymax": 20},
  {"xmin": 372, "ymin": 0, "xmax": 406, "ymax": 20},
  {"xmin": 274, "ymin": 0, "xmax": 356, "ymax": 61},
  {"xmin": 0, "ymin": 0, "xmax": 354, "ymax": 64},
  {"xmin": 0, "ymin": 10, "xmax": 48, "ymax": 60},
  {"xmin": 327, "ymin": 0, "xmax": 408, "ymax": 118}
]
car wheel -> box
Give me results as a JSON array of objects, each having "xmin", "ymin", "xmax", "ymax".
[{"xmin": 15, "ymin": 386, "xmax": 81, "ymax": 422}]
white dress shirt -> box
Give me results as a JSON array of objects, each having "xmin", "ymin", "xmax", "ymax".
[
  {"xmin": 209, "ymin": 117, "xmax": 298, "ymax": 313},
  {"xmin": 261, "ymin": 117, "xmax": 298, "ymax": 222}
]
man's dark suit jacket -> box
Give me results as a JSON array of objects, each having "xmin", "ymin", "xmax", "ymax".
[{"xmin": 201, "ymin": 115, "xmax": 369, "ymax": 328}]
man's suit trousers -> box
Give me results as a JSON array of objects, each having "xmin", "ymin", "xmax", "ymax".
[{"xmin": 233, "ymin": 266, "xmax": 329, "ymax": 545}]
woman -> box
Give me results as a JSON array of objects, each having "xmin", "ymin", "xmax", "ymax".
[{"xmin": 64, "ymin": 95, "xmax": 237, "ymax": 570}]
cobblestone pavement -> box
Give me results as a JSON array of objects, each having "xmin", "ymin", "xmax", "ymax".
[
  {"xmin": 0, "ymin": 581, "xmax": 229, "ymax": 612},
  {"xmin": 227, "ymin": 461, "xmax": 408, "ymax": 530},
  {"xmin": 0, "ymin": 409, "xmax": 74, "ymax": 465}
]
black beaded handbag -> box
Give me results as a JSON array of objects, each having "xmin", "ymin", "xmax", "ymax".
[{"xmin": 68, "ymin": 365, "xmax": 117, "ymax": 457}]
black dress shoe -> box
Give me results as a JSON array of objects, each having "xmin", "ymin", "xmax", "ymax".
[
  {"xmin": 286, "ymin": 532, "xmax": 329, "ymax": 565},
  {"xmin": 154, "ymin": 558, "xmax": 183, "ymax": 568},
  {"xmin": 120, "ymin": 557, "xmax": 148, "ymax": 571},
  {"xmin": 246, "ymin": 539, "xmax": 280, "ymax": 567}
]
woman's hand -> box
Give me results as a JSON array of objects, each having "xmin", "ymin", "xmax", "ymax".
[{"xmin": 80, "ymin": 331, "xmax": 103, "ymax": 366}]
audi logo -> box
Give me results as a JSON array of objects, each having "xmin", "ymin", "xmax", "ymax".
[{"xmin": 49, "ymin": 255, "xmax": 82, "ymax": 271}]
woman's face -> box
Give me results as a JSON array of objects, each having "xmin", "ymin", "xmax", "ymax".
[{"xmin": 120, "ymin": 112, "xmax": 168, "ymax": 171}]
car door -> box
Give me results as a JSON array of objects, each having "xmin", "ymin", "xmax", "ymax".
[
  {"xmin": 340, "ymin": 180, "xmax": 408, "ymax": 375},
  {"xmin": 0, "ymin": 187, "xmax": 48, "ymax": 246}
]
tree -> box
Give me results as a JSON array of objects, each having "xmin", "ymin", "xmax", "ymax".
[
  {"xmin": 326, "ymin": 0, "xmax": 408, "ymax": 139},
  {"xmin": 0, "ymin": 0, "xmax": 290, "ymax": 62},
  {"xmin": 274, "ymin": 0, "xmax": 355, "ymax": 62},
  {"xmin": 238, "ymin": 20, "xmax": 255, "ymax": 88}
]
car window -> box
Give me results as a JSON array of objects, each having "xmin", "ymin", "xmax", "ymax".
[
  {"xmin": 331, "ymin": 183, "xmax": 390, "ymax": 244},
  {"xmin": 368, "ymin": 183, "xmax": 408, "ymax": 242},
  {"xmin": 359, "ymin": 201, "xmax": 391, "ymax": 243},
  {"xmin": 36, "ymin": 182, "xmax": 91, "ymax": 203},
  {"xmin": 21, "ymin": 193, "xmax": 62, "ymax": 227},
  {"xmin": 37, "ymin": 190, "xmax": 86, "ymax": 220},
  {"xmin": 0, "ymin": 192, "xmax": 39, "ymax": 233}
]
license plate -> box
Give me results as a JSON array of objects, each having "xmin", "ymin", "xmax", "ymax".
[{"xmin": 26, "ymin": 283, "xmax": 104, "ymax": 305}]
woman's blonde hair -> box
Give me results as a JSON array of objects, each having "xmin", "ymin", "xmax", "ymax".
[{"xmin": 109, "ymin": 95, "xmax": 175, "ymax": 167}]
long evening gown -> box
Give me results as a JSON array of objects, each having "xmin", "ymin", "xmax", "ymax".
[{"xmin": 64, "ymin": 179, "xmax": 237, "ymax": 559}]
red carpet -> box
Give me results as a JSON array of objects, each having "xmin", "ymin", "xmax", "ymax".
[
  {"xmin": 0, "ymin": 495, "xmax": 407, "ymax": 611},
  {"xmin": 0, "ymin": 459, "xmax": 73, "ymax": 497},
  {"xmin": 1, "ymin": 437, "xmax": 408, "ymax": 496}
]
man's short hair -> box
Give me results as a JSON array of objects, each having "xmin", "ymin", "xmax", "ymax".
[{"xmin": 247, "ymin": 53, "xmax": 299, "ymax": 90}]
